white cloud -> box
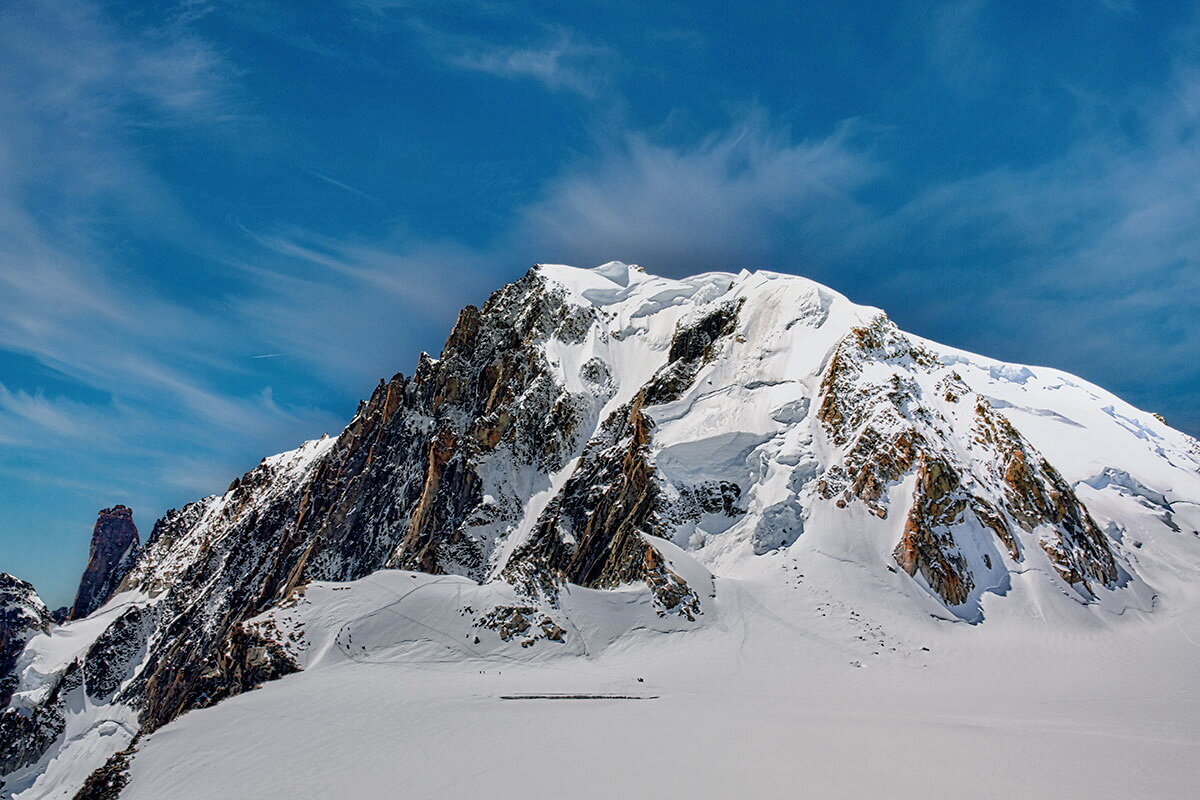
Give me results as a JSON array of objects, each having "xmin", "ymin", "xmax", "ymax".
[
  {"xmin": 441, "ymin": 28, "xmax": 609, "ymax": 96},
  {"xmin": 861, "ymin": 48, "xmax": 1200, "ymax": 431},
  {"xmin": 374, "ymin": 3, "xmax": 612, "ymax": 98},
  {"xmin": 0, "ymin": 383, "xmax": 118, "ymax": 444},
  {"xmin": 517, "ymin": 116, "xmax": 879, "ymax": 273},
  {"xmin": 0, "ymin": 0, "xmax": 341, "ymax": 505},
  {"xmin": 230, "ymin": 227, "xmax": 496, "ymax": 387}
]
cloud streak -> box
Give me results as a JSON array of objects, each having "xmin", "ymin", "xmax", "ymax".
[
  {"xmin": 439, "ymin": 28, "xmax": 610, "ymax": 97},
  {"xmin": 366, "ymin": 2, "xmax": 613, "ymax": 98},
  {"xmin": 230, "ymin": 227, "xmax": 496, "ymax": 387},
  {"xmin": 517, "ymin": 116, "xmax": 879, "ymax": 273},
  {"xmin": 852, "ymin": 28, "xmax": 1200, "ymax": 432},
  {"xmin": 0, "ymin": 0, "xmax": 340, "ymax": 511}
]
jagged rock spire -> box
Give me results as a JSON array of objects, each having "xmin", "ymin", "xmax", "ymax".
[{"xmin": 68, "ymin": 506, "xmax": 140, "ymax": 621}]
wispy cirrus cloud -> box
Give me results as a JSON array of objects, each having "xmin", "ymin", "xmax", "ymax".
[
  {"xmin": 230, "ymin": 227, "xmax": 495, "ymax": 387},
  {"xmin": 352, "ymin": 1, "xmax": 612, "ymax": 98},
  {"xmin": 438, "ymin": 28, "xmax": 610, "ymax": 97},
  {"xmin": 854, "ymin": 26, "xmax": 1200, "ymax": 432},
  {"xmin": 0, "ymin": 0, "xmax": 339, "ymax": 506},
  {"xmin": 0, "ymin": 383, "xmax": 118, "ymax": 444},
  {"xmin": 516, "ymin": 115, "xmax": 879, "ymax": 273},
  {"xmin": 924, "ymin": 0, "xmax": 1002, "ymax": 92}
]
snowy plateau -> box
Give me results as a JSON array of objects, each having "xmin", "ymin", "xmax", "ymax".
[{"xmin": 3, "ymin": 262, "xmax": 1200, "ymax": 799}]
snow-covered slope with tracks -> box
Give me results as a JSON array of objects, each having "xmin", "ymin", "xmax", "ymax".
[{"xmin": 4, "ymin": 262, "xmax": 1200, "ymax": 799}]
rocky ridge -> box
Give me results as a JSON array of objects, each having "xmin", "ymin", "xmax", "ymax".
[
  {"xmin": 0, "ymin": 576, "xmax": 51, "ymax": 792},
  {"xmin": 0, "ymin": 577, "xmax": 48, "ymax": 710},
  {"xmin": 2, "ymin": 262, "xmax": 1198, "ymax": 798}
]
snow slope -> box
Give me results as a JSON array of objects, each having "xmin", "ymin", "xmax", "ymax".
[
  {"xmin": 117, "ymin": 569, "xmax": 1200, "ymax": 800},
  {"xmin": 5, "ymin": 262, "xmax": 1200, "ymax": 798},
  {"xmin": 112, "ymin": 265, "xmax": 1200, "ymax": 799}
]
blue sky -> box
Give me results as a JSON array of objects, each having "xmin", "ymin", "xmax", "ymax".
[{"xmin": 2, "ymin": 0, "xmax": 1197, "ymax": 607}]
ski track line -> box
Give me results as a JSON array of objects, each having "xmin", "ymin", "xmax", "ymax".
[
  {"xmin": 734, "ymin": 582, "xmax": 863, "ymax": 659},
  {"xmin": 330, "ymin": 576, "xmax": 622, "ymax": 683},
  {"xmin": 1173, "ymin": 618, "xmax": 1200, "ymax": 649}
]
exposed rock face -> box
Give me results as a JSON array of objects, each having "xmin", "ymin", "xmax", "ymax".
[
  {"xmin": 0, "ymin": 574, "xmax": 49, "ymax": 708},
  {"xmin": 68, "ymin": 506, "xmax": 140, "ymax": 621},
  {"xmin": 0, "ymin": 583, "xmax": 48, "ymax": 794},
  {"xmin": 506, "ymin": 299, "xmax": 742, "ymax": 613},
  {"xmin": 972, "ymin": 400, "xmax": 1119, "ymax": 588},
  {"xmin": 893, "ymin": 454, "xmax": 974, "ymax": 606},
  {"xmin": 814, "ymin": 315, "xmax": 1120, "ymax": 612},
  {"xmin": 90, "ymin": 270, "xmax": 739, "ymax": 736},
  {"xmin": 0, "ymin": 661, "xmax": 76, "ymax": 780},
  {"xmin": 72, "ymin": 739, "xmax": 138, "ymax": 800},
  {"xmin": 4, "ymin": 262, "xmax": 1198, "ymax": 797},
  {"xmin": 107, "ymin": 270, "xmax": 616, "ymax": 732}
]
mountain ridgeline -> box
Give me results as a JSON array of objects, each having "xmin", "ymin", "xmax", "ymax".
[{"xmin": 3, "ymin": 262, "xmax": 1199, "ymax": 798}]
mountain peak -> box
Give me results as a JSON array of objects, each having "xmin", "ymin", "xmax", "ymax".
[
  {"xmin": 66, "ymin": 505, "xmax": 140, "ymax": 622},
  {"xmin": 4, "ymin": 263, "xmax": 1199, "ymax": 797}
]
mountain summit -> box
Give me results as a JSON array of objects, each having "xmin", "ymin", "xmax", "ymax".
[
  {"xmin": 65, "ymin": 507, "xmax": 140, "ymax": 623},
  {"xmin": 4, "ymin": 263, "xmax": 1199, "ymax": 798}
]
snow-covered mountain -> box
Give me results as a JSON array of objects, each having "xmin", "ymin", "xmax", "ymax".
[
  {"xmin": 0, "ymin": 577, "xmax": 49, "ymax": 711},
  {"xmin": 4, "ymin": 262, "xmax": 1200, "ymax": 799}
]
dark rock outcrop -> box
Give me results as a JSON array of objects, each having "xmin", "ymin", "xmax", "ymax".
[
  {"xmin": 68, "ymin": 506, "xmax": 140, "ymax": 621},
  {"xmin": 1, "ymin": 574, "xmax": 50, "ymax": 708},
  {"xmin": 972, "ymin": 400, "xmax": 1119, "ymax": 589},
  {"xmin": 72, "ymin": 739, "xmax": 137, "ymax": 800},
  {"xmin": 63, "ymin": 267, "xmax": 621, "ymax": 735},
  {"xmin": 8, "ymin": 264, "xmax": 717, "ymax": 789},
  {"xmin": 1, "ymin": 575, "xmax": 64, "ymax": 790},
  {"xmin": 893, "ymin": 454, "xmax": 973, "ymax": 606},
  {"xmin": 1, "ymin": 661, "xmax": 77, "ymax": 780},
  {"xmin": 505, "ymin": 300, "xmax": 743, "ymax": 610}
]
